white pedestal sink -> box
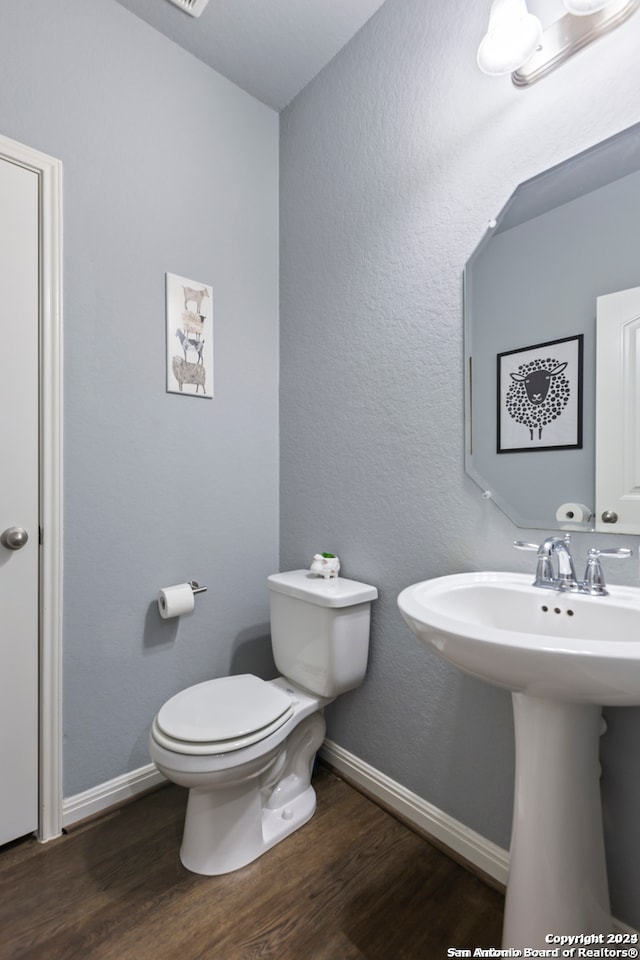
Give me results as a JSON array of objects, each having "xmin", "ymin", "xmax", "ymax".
[{"xmin": 397, "ymin": 571, "xmax": 640, "ymax": 949}]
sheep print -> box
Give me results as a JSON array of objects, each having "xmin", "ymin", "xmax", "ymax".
[{"xmin": 497, "ymin": 334, "xmax": 583, "ymax": 453}]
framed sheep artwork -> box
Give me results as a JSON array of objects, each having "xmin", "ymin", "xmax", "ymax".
[
  {"xmin": 165, "ymin": 272, "xmax": 214, "ymax": 398},
  {"xmin": 497, "ymin": 334, "xmax": 583, "ymax": 453}
]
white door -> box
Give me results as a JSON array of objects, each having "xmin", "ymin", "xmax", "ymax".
[
  {"xmin": 0, "ymin": 156, "xmax": 39, "ymax": 844},
  {"xmin": 596, "ymin": 285, "xmax": 640, "ymax": 534}
]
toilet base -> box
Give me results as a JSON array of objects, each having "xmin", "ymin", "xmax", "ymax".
[
  {"xmin": 180, "ymin": 782, "xmax": 318, "ymax": 876},
  {"xmin": 179, "ymin": 711, "xmax": 325, "ymax": 875}
]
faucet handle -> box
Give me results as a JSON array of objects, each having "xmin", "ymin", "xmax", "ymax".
[
  {"xmin": 588, "ymin": 547, "xmax": 632, "ymax": 560},
  {"xmin": 583, "ymin": 547, "xmax": 632, "ymax": 595},
  {"xmin": 513, "ymin": 540, "xmax": 540, "ymax": 551},
  {"xmin": 514, "ymin": 540, "xmax": 555, "ymax": 586}
]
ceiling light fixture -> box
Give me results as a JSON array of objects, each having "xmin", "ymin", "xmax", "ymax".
[
  {"xmin": 477, "ymin": 0, "xmax": 543, "ymax": 76},
  {"xmin": 477, "ymin": 0, "xmax": 639, "ymax": 85},
  {"xmin": 563, "ymin": 0, "xmax": 610, "ymax": 13},
  {"xmin": 165, "ymin": 0, "xmax": 210, "ymax": 17}
]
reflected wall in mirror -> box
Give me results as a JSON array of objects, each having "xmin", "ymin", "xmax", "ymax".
[{"xmin": 464, "ymin": 120, "xmax": 640, "ymax": 532}]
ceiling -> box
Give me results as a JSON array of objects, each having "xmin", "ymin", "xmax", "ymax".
[{"xmin": 113, "ymin": 0, "xmax": 389, "ymax": 111}]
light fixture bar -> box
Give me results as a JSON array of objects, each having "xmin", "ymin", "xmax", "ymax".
[{"xmin": 512, "ymin": 0, "xmax": 639, "ymax": 85}]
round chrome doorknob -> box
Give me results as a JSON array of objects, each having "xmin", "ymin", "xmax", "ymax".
[
  {"xmin": 0, "ymin": 526, "xmax": 29, "ymax": 550},
  {"xmin": 601, "ymin": 510, "xmax": 619, "ymax": 524}
]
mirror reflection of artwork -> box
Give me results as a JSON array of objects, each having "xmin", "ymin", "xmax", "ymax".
[
  {"xmin": 464, "ymin": 121, "xmax": 640, "ymax": 529},
  {"xmin": 497, "ymin": 335, "xmax": 583, "ymax": 453},
  {"xmin": 165, "ymin": 272, "xmax": 214, "ymax": 398}
]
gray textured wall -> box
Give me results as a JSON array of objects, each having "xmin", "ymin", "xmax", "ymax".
[
  {"xmin": 280, "ymin": 0, "xmax": 640, "ymax": 929},
  {"xmin": 0, "ymin": 0, "xmax": 279, "ymax": 795}
]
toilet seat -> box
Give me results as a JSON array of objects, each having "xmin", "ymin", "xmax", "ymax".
[{"xmin": 153, "ymin": 674, "xmax": 294, "ymax": 756}]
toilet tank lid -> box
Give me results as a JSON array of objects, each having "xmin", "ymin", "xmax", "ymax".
[{"xmin": 268, "ymin": 570, "xmax": 378, "ymax": 607}]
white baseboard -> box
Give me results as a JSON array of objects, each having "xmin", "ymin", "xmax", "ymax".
[
  {"xmin": 319, "ymin": 739, "xmax": 639, "ymax": 936},
  {"xmin": 319, "ymin": 739, "xmax": 509, "ymax": 884},
  {"xmin": 62, "ymin": 763, "xmax": 166, "ymax": 828}
]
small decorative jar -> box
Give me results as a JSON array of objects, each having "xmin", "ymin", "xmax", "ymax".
[{"xmin": 310, "ymin": 553, "xmax": 341, "ymax": 579}]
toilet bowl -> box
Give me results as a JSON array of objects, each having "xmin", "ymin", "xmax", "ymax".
[{"xmin": 148, "ymin": 570, "xmax": 377, "ymax": 875}]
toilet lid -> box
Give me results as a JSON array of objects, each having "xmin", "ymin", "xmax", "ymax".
[{"xmin": 155, "ymin": 674, "xmax": 293, "ymax": 746}]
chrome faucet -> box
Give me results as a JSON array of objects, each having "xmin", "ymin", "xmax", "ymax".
[
  {"xmin": 514, "ymin": 534, "xmax": 631, "ymax": 596},
  {"xmin": 534, "ymin": 535, "xmax": 577, "ymax": 588}
]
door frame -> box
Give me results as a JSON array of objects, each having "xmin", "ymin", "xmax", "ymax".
[{"xmin": 0, "ymin": 133, "xmax": 63, "ymax": 842}]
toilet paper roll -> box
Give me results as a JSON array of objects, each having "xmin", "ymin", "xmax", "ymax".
[
  {"xmin": 555, "ymin": 502, "xmax": 593, "ymax": 523},
  {"xmin": 158, "ymin": 583, "xmax": 195, "ymax": 619}
]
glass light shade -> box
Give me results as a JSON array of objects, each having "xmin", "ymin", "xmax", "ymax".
[
  {"xmin": 477, "ymin": 0, "xmax": 543, "ymax": 75},
  {"xmin": 562, "ymin": 0, "xmax": 610, "ymax": 13}
]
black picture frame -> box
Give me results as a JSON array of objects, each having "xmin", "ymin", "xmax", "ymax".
[{"xmin": 497, "ymin": 334, "xmax": 584, "ymax": 453}]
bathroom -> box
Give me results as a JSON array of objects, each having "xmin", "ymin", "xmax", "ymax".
[{"xmin": 1, "ymin": 0, "xmax": 640, "ymax": 950}]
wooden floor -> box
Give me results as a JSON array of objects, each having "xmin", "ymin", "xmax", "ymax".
[{"xmin": 0, "ymin": 766, "xmax": 503, "ymax": 960}]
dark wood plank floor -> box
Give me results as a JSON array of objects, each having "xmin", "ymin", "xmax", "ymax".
[{"xmin": 0, "ymin": 766, "xmax": 503, "ymax": 960}]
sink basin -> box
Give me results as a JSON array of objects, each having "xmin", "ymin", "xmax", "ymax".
[
  {"xmin": 398, "ymin": 570, "xmax": 640, "ymax": 948},
  {"xmin": 397, "ymin": 571, "xmax": 640, "ymax": 705}
]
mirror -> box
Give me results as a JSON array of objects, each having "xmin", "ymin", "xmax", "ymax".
[{"xmin": 464, "ymin": 120, "xmax": 640, "ymax": 532}]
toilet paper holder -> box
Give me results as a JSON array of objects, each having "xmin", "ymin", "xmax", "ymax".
[{"xmin": 157, "ymin": 580, "xmax": 208, "ymax": 619}]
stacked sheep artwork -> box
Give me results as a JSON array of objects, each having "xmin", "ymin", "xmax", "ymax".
[{"xmin": 165, "ymin": 272, "xmax": 214, "ymax": 398}]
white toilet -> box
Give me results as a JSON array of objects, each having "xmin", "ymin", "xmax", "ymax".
[{"xmin": 148, "ymin": 569, "xmax": 377, "ymax": 875}]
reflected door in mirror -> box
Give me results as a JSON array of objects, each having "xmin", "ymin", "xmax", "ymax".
[{"xmin": 596, "ymin": 285, "xmax": 640, "ymax": 533}]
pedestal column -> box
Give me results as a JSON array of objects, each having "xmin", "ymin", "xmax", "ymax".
[{"xmin": 502, "ymin": 693, "xmax": 611, "ymax": 948}]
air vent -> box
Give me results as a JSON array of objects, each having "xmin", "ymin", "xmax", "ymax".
[{"xmin": 166, "ymin": 0, "xmax": 210, "ymax": 17}]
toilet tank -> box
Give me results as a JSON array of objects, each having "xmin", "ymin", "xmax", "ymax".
[{"xmin": 267, "ymin": 571, "xmax": 378, "ymax": 698}]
